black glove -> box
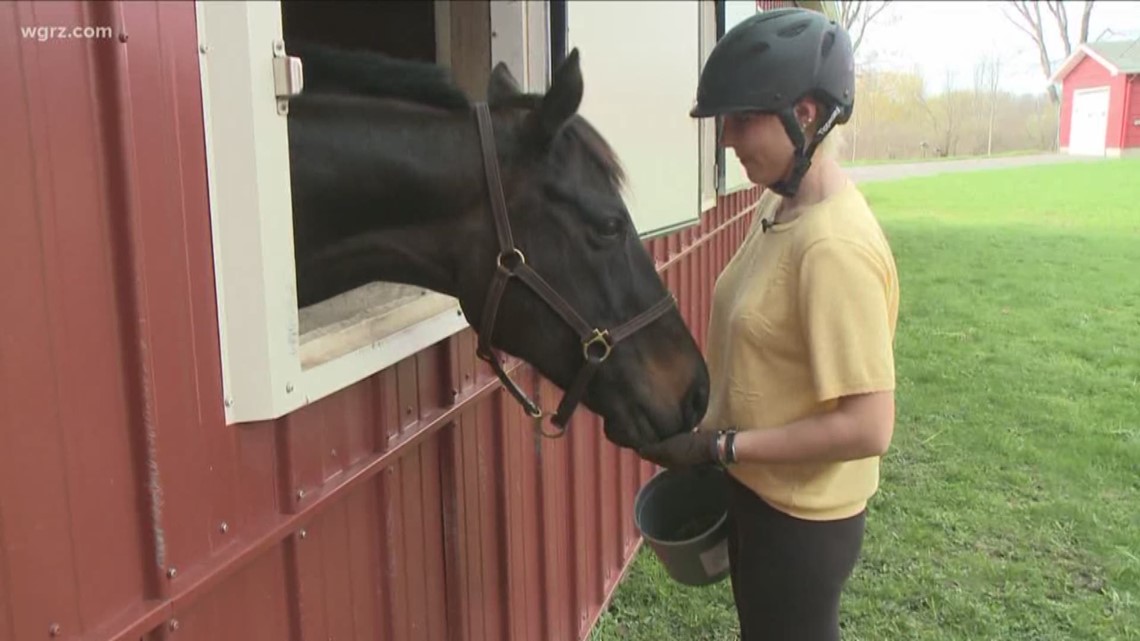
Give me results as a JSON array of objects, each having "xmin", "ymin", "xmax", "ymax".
[{"xmin": 637, "ymin": 429, "xmax": 720, "ymax": 470}]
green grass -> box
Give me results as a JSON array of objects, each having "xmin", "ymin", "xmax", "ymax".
[
  {"xmin": 592, "ymin": 158, "xmax": 1140, "ymax": 641},
  {"xmin": 841, "ymin": 148, "xmax": 1044, "ymax": 167}
]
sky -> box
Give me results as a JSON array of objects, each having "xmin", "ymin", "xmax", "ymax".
[{"xmin": 854, "ymin": 1, "xmax": 1140, "ymax": 96}]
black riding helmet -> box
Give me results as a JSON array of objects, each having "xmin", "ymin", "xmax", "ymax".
[{"xmin": 691, "ymin": 8, "xmax": 855, "ymax": 197}]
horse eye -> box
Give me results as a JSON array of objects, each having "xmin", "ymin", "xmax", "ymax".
[{"xmin": 598, "ymin": 218, "xmax": 623, "ymax": 239}]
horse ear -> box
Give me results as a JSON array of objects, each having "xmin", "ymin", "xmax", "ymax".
[
  {"xmin": 487, "ymin": 62, "xmax": 522, "ymax": 104},
  {"xmin": 529, "ymin": 48, "xmax": 583, "ymax": 147}
]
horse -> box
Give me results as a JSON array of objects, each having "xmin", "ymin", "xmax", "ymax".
[{"xmin": 284, "ymin": 41, "xmax": 709, "ymax": 450}]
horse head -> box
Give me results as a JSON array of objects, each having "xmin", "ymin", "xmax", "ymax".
[
  {"xmin": 452, "ymin": 50, "xmax": 710, "ymax": 448},
  {"xmin": 288, "ymin": 43, "xmax": 708, "ymax": 449}
]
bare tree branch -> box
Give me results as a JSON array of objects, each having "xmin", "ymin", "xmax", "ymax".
[
  {"xmin": 839, "ymin": 0, "xmax": 861, "ymax": 30},
  {"xmin": 836, "ymin": 1, "xmax": 893, "ymax": 55},
  {"xmin": 985, "ymin": 54, "xmax": 1002, "ymax": 155},
  {"xmin": 1003, "ymin": 7, "xmax": 1042, "ymax": 45},
  {"xmin": 853, "ymin": 2, "xmax": 891, "ymax": 54},
  {"xmin": 1079, "ymin": 1, "xmax": 1095, "ymax": 44},
  {"xmin": 1008, "ymin": 0, "xmax": 1035, "ymax": 27},
  {"xmin": 1004, "ymin": 0, "xmax": 1069, "ymax": 104},
  {"xmin": 1046, "ymin": 0, "xmax": 1071, "ymax": 58}
]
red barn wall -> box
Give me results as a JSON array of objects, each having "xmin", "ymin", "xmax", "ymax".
[
  {"xmin": 0, "ymin": 2, "xmax": 764, "ymax": 640},
  {"xmin": 1058, "ymin": 54, "xmax": 1128, "ymax": 150},
  {"xmin": 1123, "ymin": 74, "xmax": 1140, "ymax": 150}
]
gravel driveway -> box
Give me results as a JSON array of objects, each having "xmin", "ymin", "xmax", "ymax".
[{"xmin": 845, "ymin": 153, "xmax": 1096, "ymax": 184}]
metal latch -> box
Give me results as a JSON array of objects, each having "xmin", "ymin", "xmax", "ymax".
[{"xmin": 272, "ymin": 40, "xmax": 303, "ymax": 115}]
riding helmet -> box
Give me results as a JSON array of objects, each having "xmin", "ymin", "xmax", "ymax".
[{"xmin": 691, "ymin": 8, "xmax": 855, "ymax": 196}]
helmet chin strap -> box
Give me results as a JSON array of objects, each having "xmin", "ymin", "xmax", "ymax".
[{"xmin": 769, "ymin": 105, "xmax": 843, "ymax": 198}]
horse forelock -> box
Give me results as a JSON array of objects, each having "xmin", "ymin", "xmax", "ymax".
[{"xmin": 560, "ymin": 116, "xmax": 626, "ymax": 191}]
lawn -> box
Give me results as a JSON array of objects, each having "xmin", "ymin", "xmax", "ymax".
[
  {"xmin": 592, "ymin": 158, "xmax": 1140, "ymax": 641},
  {"xmin": 840, "ymin": 148, "xmax": 1043, "ymax": 167}
]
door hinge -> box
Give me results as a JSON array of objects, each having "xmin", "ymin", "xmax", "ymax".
[{"xmin": 272, "ymin": 40, "xmax": 303, "ymax": 115}]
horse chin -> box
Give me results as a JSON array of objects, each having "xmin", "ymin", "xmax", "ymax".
[
  {"xmin": 601, "ymin": 413, "xmax": 659, "ymax": 451},
  {"xmin": 601, "ymin": 419, "xmax": 638, "ymax": 450}
]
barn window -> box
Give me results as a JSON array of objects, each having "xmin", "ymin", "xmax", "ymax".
[
  {"xmin": 195, "ymin": 1, "xmax": 474, "ymax": 424},
  {"xmin": 280, "ymin": 1, "xmax": 464, "ymax": 372},
  {"xmin": 196, "ymin": 0, "xmax": 724, "ymax": 423}
]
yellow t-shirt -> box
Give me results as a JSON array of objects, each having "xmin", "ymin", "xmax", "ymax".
[{"xmin": 699, "ymin": 179, "xmax": 899, "ymax": 521}]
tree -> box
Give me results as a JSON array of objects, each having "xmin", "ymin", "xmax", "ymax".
[
  {"xmin": 935, "ymin": 70, "xmax": 964, "ymax": 156},
  {"xmin": 846, "ymin": 65, "xmax": 1058, "ymax": 162},
  {"xmin": 851, "ymin": 66, "xmax": 927, "ymax": 160},
  {"xmin": 986, "ymin": 56, "xmax": 1002, "ymax": 156},
  {"xmin": 973, "ymin": 53, "xmax": 1003, "ymax": 155},
  {"xmin": 836, "ymin": 1, "xmax": 893, "ymax": 55},
  {"xmin": 915, "ymin": 69, "xmax": 972, "ymax": 157},
  {"xmin": 1003, "ymin": 0, "xmax": 1096, "ymax": 104},
  {"xmin": 835, "ymin": 2, "xmax": 895, "ymax": 160}
]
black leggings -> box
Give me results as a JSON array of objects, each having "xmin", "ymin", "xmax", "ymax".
[{"xmin": 726, "ymin": 475, "xmax": 866, "ymax": 641}]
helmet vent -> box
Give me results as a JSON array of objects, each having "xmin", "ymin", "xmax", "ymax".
[
  {"xmin": 777, "ymin": 21, "xmax": 810, "ymax": 38},
  {"xmin": 821, "ymin": 31, "xmax": 836, "ymax": 57},
  {"xmin": 746, "ymin": 41, "xmax": 771, "ymax": 56}
]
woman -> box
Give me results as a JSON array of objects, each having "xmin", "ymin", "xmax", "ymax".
[{"xmin": 638, "ymin": 8, "xmax": 900, "ymax": 641}]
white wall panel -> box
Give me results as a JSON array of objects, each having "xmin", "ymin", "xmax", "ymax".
[
  {"xmin": 721, "ymin": 0, "xmax": 761, "ymax": 194},
  {"xmin": 566, "ymin": 0, "xmax": 701, "ymax": 236}
]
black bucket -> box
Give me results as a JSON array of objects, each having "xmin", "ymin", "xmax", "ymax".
[{"xmin": 633, "ymin": 466, "xmax": 731, "ymax": 587}]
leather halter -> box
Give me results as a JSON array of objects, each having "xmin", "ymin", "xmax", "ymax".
[{"xmin": 471, "ymin": 102, "xmax": 676, "ymax": 437}]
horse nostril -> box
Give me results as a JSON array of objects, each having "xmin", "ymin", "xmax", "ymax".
[{"xmin": 684, "ymin": 382, "xmax": 709, "ymax": 429}]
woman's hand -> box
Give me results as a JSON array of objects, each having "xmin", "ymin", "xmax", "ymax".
[{"xmin": 637, "ymin": 429, "xmax": 720, "ymax": 470}]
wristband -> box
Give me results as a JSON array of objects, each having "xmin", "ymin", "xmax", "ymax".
[
  {"xmin": 724, "ymin": 430, "xmax": 738, "ymax": 465},
  {"xmin": 712, "ymin": 429, "xmax": 737, "ymax": 466}
]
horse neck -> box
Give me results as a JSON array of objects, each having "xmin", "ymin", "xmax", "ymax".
[{"xmin": 291, "ymin": 97, "xmax": 511, "ymax": 305}]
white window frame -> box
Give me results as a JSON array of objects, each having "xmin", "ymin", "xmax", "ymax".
[
  {"xmin": 194, "ymin": 1, "xmax": 473, "ymax": 425},
  {"xmin": 490, "ymin": 1, "xmax": 552, "ymax": 94},
  {"xmin": 699, "ymin": 0, "xmax": 719, "ymax": 212},
  {"xmin": 719, "ymin": 0, "xmax": 763, "ymax": 195}
]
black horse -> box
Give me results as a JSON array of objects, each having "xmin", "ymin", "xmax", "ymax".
[{"xmin": 284, "ymin": 42, "xmax": 708, "ymax": 450}]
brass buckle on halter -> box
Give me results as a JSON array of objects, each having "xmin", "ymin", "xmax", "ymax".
[{"xmin": 582, "ymin": 329, "xmax": 613, "ymax": 362}]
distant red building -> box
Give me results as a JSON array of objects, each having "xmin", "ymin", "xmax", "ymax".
[{"xmin": 1050, "ymin": 39, "xmax": 1140, "ymax": 157}]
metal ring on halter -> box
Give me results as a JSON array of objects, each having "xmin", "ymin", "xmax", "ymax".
[
  {"xmin": 582, "ymin": 329, "xmax": 613, "ymax": 362},
  {"xmin": 533, "ymin": 413, "xmax": 569, "ymax": 439},
  {"xmin": 497, "ymin": 248, "xmax": 526, "ymax": 271}
]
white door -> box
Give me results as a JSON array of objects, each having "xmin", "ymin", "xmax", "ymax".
[{"xmin": 1070, "ymin": 87, "xmax": 1110, "ymax": 156}]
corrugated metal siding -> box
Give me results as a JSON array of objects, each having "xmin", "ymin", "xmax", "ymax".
[{"xmin": 0, "ymin": 1, "xmax": 762, "ymax": 640}]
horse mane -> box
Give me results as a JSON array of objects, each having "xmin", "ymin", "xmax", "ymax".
[
  {"xmin": 289, "ymin": 40, "xmax": 471, "ymax": 111},
  {"xmin": 292, "ymin": 41, "xmax": 625, "ymax": 188}
]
